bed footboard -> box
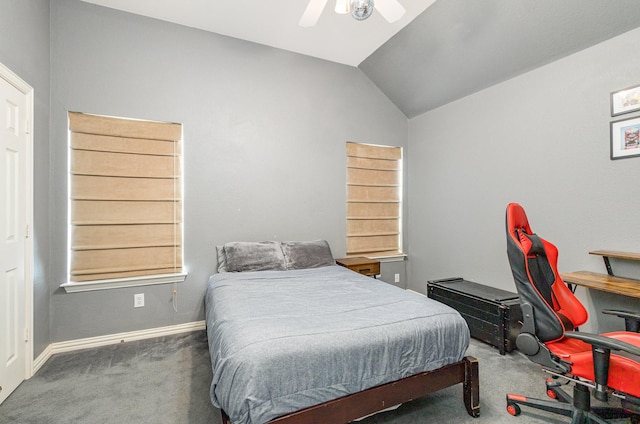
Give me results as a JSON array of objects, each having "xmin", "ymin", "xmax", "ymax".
[{"xmin": 220, "ymin": 356, "xmax": 480, "ymax": 424}]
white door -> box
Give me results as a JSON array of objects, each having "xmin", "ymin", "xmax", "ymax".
[{"xmin": 0, "ymin": 64, "xmax": 32, "ymax": 405}]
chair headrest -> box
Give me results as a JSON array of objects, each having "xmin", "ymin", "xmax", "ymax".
[
  {"xmin": 506, "ymin": 203, "xmax": 533, "ymax": 235},
  {"xmin": 507, "ymin": 203, "xmax": 546, "ymax": 256}
]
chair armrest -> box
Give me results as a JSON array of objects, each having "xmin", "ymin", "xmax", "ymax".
[
  {"xmin": 602, "ymin": 309, "xmax": 640, "ymax": 332},
  {"xmin": 602, "ymin": 309, "xmax": 640, "ymax": 320},
  {"xmin": 565, "ymin": 330, "xmax": 640, "ymax": 401},
  {"xmin": 564, "ymin": 331, "xmax": 640, "ymax": 357}
]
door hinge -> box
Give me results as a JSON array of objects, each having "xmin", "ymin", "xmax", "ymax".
[
  {"xmin": 25, "ymin": 224, "xmax": 29, "ymax": 239},
  {"xmin": 25, "ymin": 120, "xmax": 31, "ymax": 135},
  {"xmin": 25, "ymin": 327, "xmax": 29, "ymax": 343}
]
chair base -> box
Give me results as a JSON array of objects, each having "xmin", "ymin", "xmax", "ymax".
[{"xmin": 506, "ymin": 379, "xmax": 640, "ymax": 424}]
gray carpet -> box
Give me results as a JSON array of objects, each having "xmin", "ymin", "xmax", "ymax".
[{"xmin": 0, "ymin": 331, "xmax": 625, "ymax": 424}]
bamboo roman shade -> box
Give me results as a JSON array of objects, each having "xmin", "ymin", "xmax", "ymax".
[
  {"xmin": 69, "ymin": 112, "xmax": 182, "ymax": 282},
  {"xmin": 346, "ymin": 142, "xmax": 402, "ymax": 257}
]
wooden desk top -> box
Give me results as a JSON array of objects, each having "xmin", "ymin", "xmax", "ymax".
[
  {"xmin": 589, "ymin": 250, "xmax": 640, "ymax": 261},
  {"xmin": 562, "ymin": 270, "xmax": 640, "ymax": 299}
]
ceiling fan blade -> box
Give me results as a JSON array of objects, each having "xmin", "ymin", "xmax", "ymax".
[
  {"xmin": 376, "ymin": 0, "xmax": 406, "ymax": 23},
  {"xmin": 299, "ymin": 0, "xmax": 330, "ymax": 27}
]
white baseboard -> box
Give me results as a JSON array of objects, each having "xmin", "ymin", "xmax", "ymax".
[
  {"xmin": 31, "ymin": 320, "xmax": 205, "ymax": 376},
  {"xmin": 32, "ymin": 343, "xmax": 53, "ymax": 375},
  {"xmin": 406, "ymin": 288, "xmax": 426, "ymax": 296}
]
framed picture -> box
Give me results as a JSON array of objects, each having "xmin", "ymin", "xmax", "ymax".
[
  {"xmin": 610, "ymin": 116, "xmax": 640, "ymax": 160},
  {"xmin": 611, "ymin": 84, "xmax": 640, "ymax": 116}
]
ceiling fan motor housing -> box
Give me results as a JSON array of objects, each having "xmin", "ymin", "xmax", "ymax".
[{"xmin": 350, "ymin": 0, "xmax": 375, "ymax": 20}]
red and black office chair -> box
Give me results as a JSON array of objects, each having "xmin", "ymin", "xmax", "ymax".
[{"xmin": 505, "ymin": 203, "xmax": 640, "ymax": 423}]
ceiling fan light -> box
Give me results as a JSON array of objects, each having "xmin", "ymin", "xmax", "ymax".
[
  {"xmin": 350, "ymin": 0, "xmax": 374, "ymax": 20},
  {"xmin": 335, "ymin": 0, "xmax": 349, "ymax": 14}
]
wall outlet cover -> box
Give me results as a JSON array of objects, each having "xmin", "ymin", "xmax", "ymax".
[{"xmin": 134, "ymin": 293, "xmax": 145, "ymax": 308}]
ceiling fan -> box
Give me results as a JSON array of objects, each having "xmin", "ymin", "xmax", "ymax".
[{"xmin": 299, "ymin": 0, "xmax": 406, "ymax": 27}]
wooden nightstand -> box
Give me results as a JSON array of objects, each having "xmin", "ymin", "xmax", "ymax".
[{"xmin": 335, "ymin": 257, "xmax": 380, "ymax": 277}]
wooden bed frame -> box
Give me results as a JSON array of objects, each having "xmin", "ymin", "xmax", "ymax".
[{"xmin": 221, "ymin": 355, "xmax": 479, "ymax": 424}]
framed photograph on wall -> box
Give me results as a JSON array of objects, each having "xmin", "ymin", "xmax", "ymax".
[
  {"xmin": 610, "ymin": 116, "xmax": 640, "ymax": 160},
  {"xmin": 611, "ymin": 84, "xmax": 640, "ymax": 116}
]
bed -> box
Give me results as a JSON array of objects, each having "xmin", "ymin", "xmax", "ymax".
[{"xmin": 205, "ymin": 240, "xmax": 480, "ymax": 424}]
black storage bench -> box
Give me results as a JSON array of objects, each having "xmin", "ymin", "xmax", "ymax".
[{"xmin": 427, "ymin": 277, "xmax": 522, "ymax": 355}]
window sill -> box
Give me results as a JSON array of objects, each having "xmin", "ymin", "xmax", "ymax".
[
  {"xmin": 367, "ymin": 253, "xmax": 407, "ymax": 263},
  {"xmin": 60, "ymin": 272, "xmax": 188, "ymax": 293}
]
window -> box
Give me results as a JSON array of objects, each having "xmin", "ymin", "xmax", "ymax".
[
  {"xmin": 62, "ymin": 112, "xmax": 185, "ymax": 292},
  {"xmin": 346, "ymin": 142, "xmax": 403, "ymax": 258}
]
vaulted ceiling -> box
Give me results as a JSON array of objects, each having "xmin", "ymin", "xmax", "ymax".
[
  {"xmin": 361, "ymin": 0, "xmax": 640, "ymax": 117},
  {"xmin": 79, "ymin": 0, "xmax": 438, "ymax": 66},
  {"xmin": 81, "ymin": 0, "xmax": 640, "ymax": 118}
]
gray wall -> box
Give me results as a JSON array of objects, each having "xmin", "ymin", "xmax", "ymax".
[
  {"xmin": 48, "ymin": 0, "xmax": 407, "ymax": 342},
  {"xmin": 1, "ymin": 0, "xmax": 51, "ymax": 358},
  {"xmin": 407, "ymin": 27, "xmax": 640, "ymax": 333},
  {"xmin": 11, "ymin": 0, "xmax": 637, "ymax": 349}
]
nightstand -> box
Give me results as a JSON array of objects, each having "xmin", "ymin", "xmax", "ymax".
[{"xmin": 335, "ymin": 257, "xmax": 380, "ymax": 277}]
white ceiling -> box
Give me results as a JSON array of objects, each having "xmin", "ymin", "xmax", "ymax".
[{"xmin": 79, "ymin": 0, "xmax": 437, "ymax": 67}]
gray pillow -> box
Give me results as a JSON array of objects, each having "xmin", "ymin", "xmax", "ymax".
[
  {"xmin": 282, "ymin": 240, "xmax": 335, "ymax": 270},
  {"xmin": 215, "ymin": 245, "xmax": 227, "ymax": 273},
  {"xmin": 223, "ymin": 241, "xmax": 286, "ymax": 272}
]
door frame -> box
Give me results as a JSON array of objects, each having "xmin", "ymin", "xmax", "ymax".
[{"xmin": 0, "ymin": 62, "xmax": 34, "ymax": 380}]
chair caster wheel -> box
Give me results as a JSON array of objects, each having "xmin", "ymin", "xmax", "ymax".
[
  {"xmin": 506, "ymin": 402, "xmax": 521, "ymax": 416},
  {"xmin": 546, "ymin": 388, "xmax": 558, "ymax": 399}
]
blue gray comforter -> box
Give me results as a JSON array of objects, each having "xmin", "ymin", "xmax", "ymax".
[{"xmin": 205, "ymin": 266, "xmax": 470, "ymax": 424}]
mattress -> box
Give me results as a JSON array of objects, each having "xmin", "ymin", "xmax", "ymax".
[{"xmin": 205, "ymin": 265, "xmax": 470, "ymax": 424}]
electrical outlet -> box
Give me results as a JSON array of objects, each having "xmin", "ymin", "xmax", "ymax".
[
  {"xmin": 394, "ymin": 273, "xmax": 400, "ymax": 283},
  {"xmin": 134, "ymin": 293, "xmax": 145, "ymax": 308}
]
